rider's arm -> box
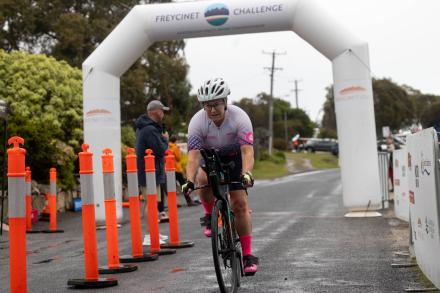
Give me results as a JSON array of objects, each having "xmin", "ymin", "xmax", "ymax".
[
  {"xmin": 186, "ymin": 149, "xmax": 201, "ymax": 183},
  {"xmin": 240, "ymin": 144, "xmax": 254, "ymax": 174}
]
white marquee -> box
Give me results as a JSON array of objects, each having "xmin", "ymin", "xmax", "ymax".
[{"xmin": 83, "ymin": 0, "xmax": 381, "ymax": 222}]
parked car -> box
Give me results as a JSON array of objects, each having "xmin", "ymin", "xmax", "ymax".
[
  {"xmin": 377, "ymin": 136, "xmax": 405, "ymax": 151},
  {"xmin": 303, "ymin": 138, "xmax": 338, "ymax": 155}
]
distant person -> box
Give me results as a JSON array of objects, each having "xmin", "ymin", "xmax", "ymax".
[
  {"xmin": 135, "ymin": 99, "xmax": 169, "ymax": 245},
  {"xmin": 386, "ymin": 136, "xmax": 395, "ymax": 192},
  {"xmin": 168, "ymin": 134, "xmax": 199, "ymax": 207}
]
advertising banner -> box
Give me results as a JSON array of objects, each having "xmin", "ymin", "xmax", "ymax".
[
  {"xmin": 407, "ymin": 128, "xmax": 440, "ymax": 288},
  {"xmin": 393, "ymin": 147, "xmax": 409, "ymax": 222}
]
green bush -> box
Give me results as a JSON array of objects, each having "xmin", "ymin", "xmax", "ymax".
[
  {"xmin": 271, "ymin": 151, "xmax": 286, "ymax": 164},
  {"xmin": 257, "ymin": 149, "xmax": 286, "ymax": 164},
  {"xmin": 273, "ymin": 138, "xmax": 287, "ymax": 150},
  {"xmin": 121, "ymin": 125, "xmax": 136, "ymax": 147},
  {"xmin": 0, "ymin": 50, "xmax": 82, "ymax": 189},
  {"xmin": 259, "ymin": 149, "xmax": 270, "ymax": 161}
]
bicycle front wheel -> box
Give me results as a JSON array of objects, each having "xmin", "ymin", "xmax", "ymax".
[{"xmin": 211, "ymin": 200, "xmax": 240, "ymax": 293}]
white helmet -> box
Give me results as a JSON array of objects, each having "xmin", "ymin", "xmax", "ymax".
[{"xmin": 197, "ymin": 78, "xmax": 230, "ymax": 102}]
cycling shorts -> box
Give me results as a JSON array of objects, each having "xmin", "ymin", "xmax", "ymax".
[{"xmin": 200, "ymin": 152, "xmax": 244, "ymax": 192}]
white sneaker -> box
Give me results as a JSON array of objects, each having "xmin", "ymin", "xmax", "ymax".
[
  {"xmin": 143, "ymin": 234, "xmax": 166, "ymax": 246},
  {"xmin": 159, "ymin": 234, "xmax": 168, "ymax": 241}
]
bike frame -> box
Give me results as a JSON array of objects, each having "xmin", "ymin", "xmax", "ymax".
[{"xmin": 199, "ymin": 149, "xmax": 244, "ymax": 284}]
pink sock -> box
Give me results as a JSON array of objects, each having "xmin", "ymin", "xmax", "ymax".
[
  {"xmin": 201, "ymin": 199, "xmax": 215, "ymax": 215},
  {"xmin": 240, "ymin": 235, "xmax": 252, "ymax": 256}
]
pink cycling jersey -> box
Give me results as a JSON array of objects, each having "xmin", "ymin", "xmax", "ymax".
[{"xmin": 187, "ymin": 105, "xmax": 254, "ymax": 152}]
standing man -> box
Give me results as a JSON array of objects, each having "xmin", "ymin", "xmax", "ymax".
[
  {"xmin": 135, "ymin": 99, "xmax": 169, "ymax": 245},
  {"xmin": 181, "ymin": 78, "xmax": 259, "ymax": 275}
]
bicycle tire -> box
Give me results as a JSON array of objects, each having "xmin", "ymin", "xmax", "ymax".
[
  {"xmin": 230, "ymin": 214, "xmax": 242, "ymax": 288},
  {"xmin": 211, "ymin": 200, "xmax": 240, "ymax": 293}
]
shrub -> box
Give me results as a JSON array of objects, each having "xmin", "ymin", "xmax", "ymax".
[
  {"xmin": 0, "ymin": 50, "xmax": 82, "ymax": 189},
  {"xmin": 273, "ymin": 138, "xmax": 287, "ymax": 150}
]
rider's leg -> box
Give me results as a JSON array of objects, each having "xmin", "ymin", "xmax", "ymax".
[
  {"xmin": 196, "ymin": 168, "xmax": 215, "ymax": 237},
  {"xmin": 229, "ymin": 190, "xmax": 252, "ymax": 242},
  {"xmin": 196, "ymin": 167, "xmax": 215, "ymax": 214},
  {"xmin": 230, "ymin": 190, "xmax": 258, "ymax": 275}
]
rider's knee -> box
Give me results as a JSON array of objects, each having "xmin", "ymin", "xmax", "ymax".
[{"xmin": 231, "ymin": 198, "xmax": 248, "ymax": 215}]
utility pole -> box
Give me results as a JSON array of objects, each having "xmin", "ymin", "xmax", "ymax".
[
  {"xmin": 289, "ymin": 79, "xmax": 302, "ymax": 109},
  {"xmin": 284, "ymin": 110, "xmax": 288, "ymax": 148},
  {"xmin": 263, "ymin": 50, "xmax": 285, "ymax": 156}
]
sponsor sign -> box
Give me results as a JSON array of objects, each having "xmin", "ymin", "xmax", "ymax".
[
  {"xmin": 152, "ymin": 1, "xmax": 289, "ymax": 38},
  {"xmin": 407, "ymin": 128, "xmax": 440, "ymax": 288},
  {"xmin": 334, "ymin": 80, "xmax": 373, "ymax": 103},
  {"xmin": 393, "ymin": 148, "xmax": 409, "ymax": 222},
  {"xmin": 84, "ymin": 100, "xmax": 119, "ymax": 125}
]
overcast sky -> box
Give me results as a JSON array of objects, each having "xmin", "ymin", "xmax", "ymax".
[{"xmin": 181, "ymin": 0, "xmax": 440, "ymax": 122}]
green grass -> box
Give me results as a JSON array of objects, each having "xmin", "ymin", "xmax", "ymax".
[
  {"xmin": 253, "ymin": 160, "xmax": 289, "ymax": 180},
  {"xmin": 253, "ymin": 151, "xmax": 339, "ymax": 180},
  {"xmin": 287, "ymin": 152, "xmax": 339, "ymax": 169}
]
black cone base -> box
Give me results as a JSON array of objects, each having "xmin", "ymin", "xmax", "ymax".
[
  {"xmin": 160, "ymin": 241, "xmax": 195, "ymax": 249},
  {"xmin": 41, "ymin": 229, "xmax": 64, "ymax": 233},
  {"xmin": 144, "ymin": 248, "xmax": 177, "ymax": 255},
  {"xmin": 98, "ymin": 264, "xmax": 138, "ymax": 274},
  {"xmin": 67, "ymin": 277, "xmax": 118, "ymax": 289},
  {"xmin": 119, "ymin": 253, "xmax": 159, "ymax": 263},
  {"xmin": 26, "ymin": 230, "xmax": 42, "ymax": 234}
]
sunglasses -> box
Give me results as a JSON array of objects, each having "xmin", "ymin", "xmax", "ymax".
[{"xmin": 203, "ymin": 101, "xmax": 225, "ymax": 111}]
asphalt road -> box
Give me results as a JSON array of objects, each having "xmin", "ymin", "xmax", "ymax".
[{"xmin": 0, "ymin": 169, "xmax": 422, "ymax": 292}]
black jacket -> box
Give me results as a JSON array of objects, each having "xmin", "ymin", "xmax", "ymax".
[{"xmin": 135, "ymin": 114, "xmax": 168, "ymax": 186}]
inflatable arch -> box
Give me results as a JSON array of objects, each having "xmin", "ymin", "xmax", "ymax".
[{"xmin": 83, "ymin": 0, "xmax": 381, "ymax": 222}]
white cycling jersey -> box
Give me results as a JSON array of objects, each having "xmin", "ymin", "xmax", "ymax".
[{"xmin": 187, "ymin": 105, "xmax": 254, "ymax": 153}]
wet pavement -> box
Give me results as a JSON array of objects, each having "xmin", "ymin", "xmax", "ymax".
[{"xmin": 0, "ymin": 169, "xmax": 424, "ymax": 292}]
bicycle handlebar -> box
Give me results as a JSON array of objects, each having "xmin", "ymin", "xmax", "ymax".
[{"xmin": 193, "ymin": 181, "xmax": 243, "ymax": 191}]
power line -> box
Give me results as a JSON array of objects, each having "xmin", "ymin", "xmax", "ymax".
[{"xmin": 263, "ymin": 50, "xmax": 285, "ymax": 156}]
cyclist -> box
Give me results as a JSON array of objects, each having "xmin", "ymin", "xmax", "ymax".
[{"xmin": 182, "ymin": 78, "xmax": 259, "ymax": 275}]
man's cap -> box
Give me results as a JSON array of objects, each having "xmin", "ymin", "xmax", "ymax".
[{"xmin": 147, "ymin": 100, "xmax": 170, "ymax": 111}]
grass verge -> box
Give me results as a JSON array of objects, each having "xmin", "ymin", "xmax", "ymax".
[
  {"xmin": 253, "ymin": 160, "xmax": 289, "ymax": 180},
  {"xmin": 287, "ymin": 152, "xmax": 339, "ymax": 169}
]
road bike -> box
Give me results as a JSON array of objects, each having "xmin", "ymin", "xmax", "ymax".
[{"xmin": 194, "ymin": 149, "xmax": 244, "ymax": 293}]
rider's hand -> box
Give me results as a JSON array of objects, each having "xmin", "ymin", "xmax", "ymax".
[
  {"xmin": 181, "ymin": 180, "xmax": 195, "ymax": 196},
  {"xmin": 241, "ymin": 171, "xmax": 254, "ymax": 188}
]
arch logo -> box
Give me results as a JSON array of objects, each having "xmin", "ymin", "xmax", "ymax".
[{"xmin": 205, "ymin": 3, "xmax": 229, "ymax": 26}]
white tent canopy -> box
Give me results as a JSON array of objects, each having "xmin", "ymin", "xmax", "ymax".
[{"xmin": 83, "ymin": 0, "xmax": 381, "ymax": 222}]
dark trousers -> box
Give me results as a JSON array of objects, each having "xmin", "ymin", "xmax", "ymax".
[{"xmin": 158, "ymin": 183, "xmax": 167, "ymax": 213}]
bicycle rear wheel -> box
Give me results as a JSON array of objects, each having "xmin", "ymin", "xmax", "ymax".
[{"xmin": 211, "ymin": 200, "xmax": 240, "ymax": 293}]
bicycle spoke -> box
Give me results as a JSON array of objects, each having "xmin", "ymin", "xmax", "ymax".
[{"xmin": 212, "ymin": 200, "xmax": 240, "ymax": 293}]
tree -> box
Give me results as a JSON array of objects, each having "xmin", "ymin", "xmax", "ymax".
[
  {"xmin": 0, "ymin": 50, "xmax": 82, "ymax": 189},
  {"xmin": 321, "ymin": 85, "xmax": 337, "ymax": 137},
  {"xmin": 1, "ymin": 0, "xmax": 193, "ymax": 132},
  {"xmin": 373, "ymin": 78, "xmax": 414, "ymax": 133},
  {"xmin": 234, "ymin": 93, "xmax": 315, "ymax": 150},
  {"xmin": 420, "ymin": 101, "xmax": 440, "ymax": 130}
]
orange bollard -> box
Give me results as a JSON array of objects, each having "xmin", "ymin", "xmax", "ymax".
[
  {"xmin": 42, "ymin": 168, "xmax": 63, "ymax": 233},
  {"xmin": 98, "ymin": 148, "xmax": 137, "ymax": 274},
  {"xmin": 25, "ymin": 167, "xmax": 32, "ymax": 231},
  {"xmin": 7, "ymin": 136, "xmax": 27, "ymax": 293},
  {"xmin": 67, "ymin": 144, "xmax": 117, "ymax": 289},
  {"xmin": 160, "ymin": 150, "xmax": 194, "ymax": 249},
  {"xmin": 40, "ymin": 194, "xmax": 50, "ymax": 222},
  {"xmin": 25, "ymin": 166, "xmax": 40, "ymax": 234},
  {"xmin": 143, "ymin": 149, "xmax": 176, "ymax": 256},
  {"xmin": 119, "ymin": 148, "xmax": 158, "ymax": 263},
  {"xmin": 24, "ymin": 167, "xmax": 41, "ymax": 234}
]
